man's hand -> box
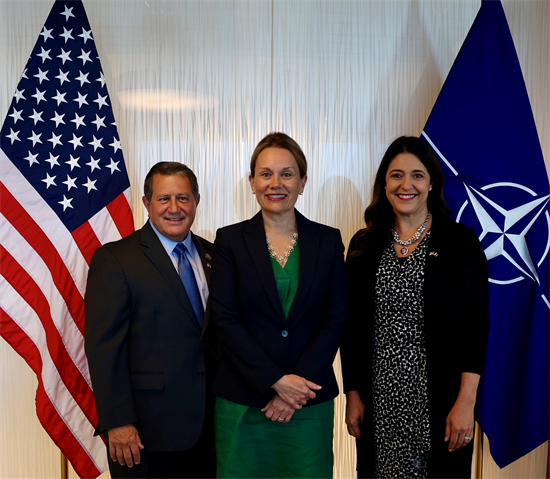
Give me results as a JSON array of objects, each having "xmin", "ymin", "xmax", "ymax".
[
  {"xmin": 272, "ymin": 374, "xmax": 321, "ymax": 409},
  {"xmin": 108, "ymin": 424, "xmax": 144, "ymax": 467}
]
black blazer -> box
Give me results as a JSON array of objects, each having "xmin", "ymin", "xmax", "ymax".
[
  {"xmin": 209, "ymin": 210, "xmax": 349, "ymax": 408},
  {"xmin": 84, "ymin": 221, "xmax": 216, "ymax": 451},
  {"xmin": 340, "ymin": 215, "xmax": 490, "ymax": 473}
]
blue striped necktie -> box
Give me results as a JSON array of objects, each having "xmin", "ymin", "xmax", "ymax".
[{"xmin": 173, "ymin": 243, "xmax": 204, "ymax": 326}]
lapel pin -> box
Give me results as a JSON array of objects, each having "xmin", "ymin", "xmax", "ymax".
[
  {"xmin": 207, "ymin": 263, "xmax": 212, "ymax": 269},
  {"xmin": 205, "ymin": 253, "xmax": 212, "ymax": 260},
  {"xmin": 429, "ymin": 251, "xmax": 438, "ymax": 257}
]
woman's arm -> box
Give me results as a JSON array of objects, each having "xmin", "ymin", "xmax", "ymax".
[
  {"xmin": 445, "ymin": 372, "xmax": 480, "ymax": 451},
  {"xmin": 290, "ymin": 229, "xmax": 349, "ymax": 381},
  {"xmin": 345, "ymin": 390, "xmax": 365, "ymax": 439},
  {"xmin": 210, "ymin": 227, "xmax": 286, "ymax": 395},
  {"xmin": 444, "ymin": 226, "xmax": 489, "ymax": 451}
]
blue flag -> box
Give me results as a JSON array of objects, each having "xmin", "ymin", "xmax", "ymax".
[{"xmin": 422, "ymin": 0, "xmax": 549, "ymax": 468}]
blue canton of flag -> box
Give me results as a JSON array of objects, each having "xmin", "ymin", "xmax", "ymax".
[
  {"xmin": 1, "ymin": 0, "xmax": 129, "ymax": 231},
  {"xmin": 422, "ymin": 0, "xmax": 549, "ymax": 468}
]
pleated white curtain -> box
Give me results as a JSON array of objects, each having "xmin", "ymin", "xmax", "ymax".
[{"xmin": 1, "ymin": 1, "xmax": 549, "ymax": 478}]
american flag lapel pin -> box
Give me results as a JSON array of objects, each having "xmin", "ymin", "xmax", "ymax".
[{"xmin": 429, "ymin": 251, "xmax": 438, "ymax": 257}]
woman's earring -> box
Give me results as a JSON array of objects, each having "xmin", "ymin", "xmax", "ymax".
[{"xmin": 429, "ymin": 186, "xmax": 433, "ymax": 191}]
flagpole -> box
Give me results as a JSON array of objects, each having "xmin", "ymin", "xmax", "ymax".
[
  {"xmin": 61, "ymin": 451, "xmax": 68, "ymax": 479},
  {"xmin": 473, "ymin": 422, "xmax": 483, "ymax": 479},
  {"xmin": 546, "ymin": 441, "xmax": 550, "ymax": 479}
]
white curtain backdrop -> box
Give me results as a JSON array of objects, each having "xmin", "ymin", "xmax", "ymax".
[{"xmin": 1, "ymin": 1, "xmax": 549, "ymax": 478}]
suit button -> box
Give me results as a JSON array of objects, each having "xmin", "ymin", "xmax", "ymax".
[
  {"xmin": 196, "ymin": 370, "xmax": 204, "ymax": 378},
  {"xmin": 281, "ymin": 330, "xmax": 289, "ymax": 338}
]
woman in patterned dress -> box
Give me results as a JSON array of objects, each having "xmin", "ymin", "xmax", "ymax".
[
  {"xmin": 209, "ymin": 132, "xmax": 348, "ymax": 478},
  {"xmin": 341, "ymin": 136, "xmax": 490, "ymax": 478}
]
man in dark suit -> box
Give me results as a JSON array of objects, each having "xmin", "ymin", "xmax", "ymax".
[{"xmin": 85, "ymin": 162, "xmax": 216, "ymax": 478}]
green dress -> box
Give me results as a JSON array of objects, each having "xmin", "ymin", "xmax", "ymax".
[{"xmin": 215, "ymin": 241, "xmax": 334, "ymax": 478}]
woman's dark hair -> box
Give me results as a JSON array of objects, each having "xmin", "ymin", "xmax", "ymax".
[
  {"xmin": 250, "ymin": 132, "xmax": 307, "ymax": 178},
  {"xmin": 351, "ymin": 136, "xmax": 451, "ymax": 254}
]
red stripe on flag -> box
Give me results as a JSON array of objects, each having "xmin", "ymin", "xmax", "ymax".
[
  {"xmin": 0, "ymin": 182, "xmax": 85, "ymax": 334},
  {"xmin": 106, "ymin": 192, "xmax": 135, "ymax": 238},
  {"xmin": 0, "ymin": 309, "xmax": 103, "ymax": 479},
  {"xmin": 0, "ymin": 307, "xmax": 42, "ymax": 376},
  {"xmin": 0, "ymin": 245, "xmax": 98, "ymax": 425},
  {"xmin": 37, "ymin": 380, "xmax": 103, "ymax": 479},
  {"xmin": 72, "ymin": 221, "xmax": 102, "ymax": 266}
]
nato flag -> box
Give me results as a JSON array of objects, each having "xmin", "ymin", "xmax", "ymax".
[{"xmin": 422, "ymin": 0, "xmax": 549, "ymax": 468}]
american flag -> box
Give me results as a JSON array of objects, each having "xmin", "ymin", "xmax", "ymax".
[{"xmin": 0, "ymin": 1, "xmax": 133, "ymax": 477}]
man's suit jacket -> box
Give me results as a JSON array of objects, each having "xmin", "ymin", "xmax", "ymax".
[
  {"xmin": 84, "ymin": 220, "xmax": 216, "ymax": 451},
  {"xmin": 340, "ymin": 215, "xmax": 490, "ymax": 475},
  {"xmin": 209, "ymin": 210, "xmax": 349, "ymax": 408}
]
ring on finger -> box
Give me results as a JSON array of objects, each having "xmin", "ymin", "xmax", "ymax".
[
  {"xmin": 464, "ymin": 437, "xmax": 472, "ymax": 441},
  {"xmin": 278, "ymin": 417, "xmax": 284, "ymax": 422}
]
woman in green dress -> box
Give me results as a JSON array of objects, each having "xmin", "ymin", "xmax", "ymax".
[{"xmin": 209, "ymin": 132, "xmax": 349, "ymax": 478}]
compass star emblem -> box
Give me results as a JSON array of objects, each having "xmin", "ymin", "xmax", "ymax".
[{"xmin": 456, "ymin": 183, "xmax": 550, "ymax": 285}]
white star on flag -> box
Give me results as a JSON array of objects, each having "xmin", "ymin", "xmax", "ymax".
[
  {"xmin": 40, "ymin": 26, "xmax": 54, "ymax": 42},
  {"xmin": 60, "ymin": 5, "xmax": 75, "ymax": 21},
  {"xmin": 106, "ymin": 158, "xmax": 120, "ymax": 174},
  {"xmin": 5, "ymin": 128, "xmax": 21, "ymax": 144},
  {"xmin": 32, "ymin": 88, "xmax": 47, "ymax": 104},
  {"xmin": 73, "ymin": 92, "xmax": 88, "ymax": 108},
  {"xmin": 82, "ymin": 176, "xmax": 98, "ymax": 192},
  {"xmin": 24, "ymin": 150, "xmax": 40, "ymax": 166},
  {"xmin": 77, "ymin": 49, "xmax": 92, "ymax": 65},
  {"xmin": 60, "ymin": 27, "xmax": 74, "ymax": 43},
  {"xmin": 33, "ymin": 68, "xmax": 50, "ymax": 84},
  {"xmin": 55, "ymin": 69, "xmax": 70, "ymax": 85},
  {"xmin": 66, "ymin": 155, "xmax": 81, "ymax": 171},
  {"xmin": 42, "ymin": 173, "xmax": 57, "ymax": 188},
  {"xmin": 91, "ymin": 114, "xmax": 106, "ymax": 130},
  {"xmin": 50, "ymin": 111, "xmax": 66, "ymax": 127},
  {"xmin": 68, "ymin": 133, "xmax": 83, "ymax": 149},
  {"xmin": 37, "ymin": 46, "xmax": 52, "ymax": 63},
  {"xmin": 14, "ymin": 89, "xmax": 26, "ymax": 103},
  {"xmin": 44, "ymin": 152, "xmax": 60, "ymax": 168},
  {"xmin": 71, "ymin": 112, "xmax": 86, "ymax": 129},
  {"xmin": 8, "ymin": 108, "xmax": 24, "ymax": 123},
  {"xmin": 109, "ymin": 136, "xmax": 122, "ymax": 153},
  {"xmin": 89, "ymin": 135, "xmax": 103, "ymax": 151},
  {"xmin": 58, "ymin": 194, "xmax": 74, "ymax": 210},
  {"xmin": 57, "ymin": 48, "xmax": 72, "ymax": 64},
  {"xmin": 78, "ymin": 28, "xmax": 93, "ymax": 43},
  {"xmin": 29, "ymin": 109, "xmax": 44, "ymax": 125},
  {"xmin": 28, "ymin": 130, "xmax": 43, "ymax": 146},
  {"xmin": 47, "ymin": 132, "xmax": 63, "ymax": 148},
  {"xmin": 52, "ymin": 90, "xmax": 68, "ymax": 106}
]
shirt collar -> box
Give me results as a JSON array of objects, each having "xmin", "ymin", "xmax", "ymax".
[{"xmin": 149, "ymin": 220, "xmax": 193, "ymax": 256}]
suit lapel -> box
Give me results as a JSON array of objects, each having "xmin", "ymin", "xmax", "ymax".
[
  {"xmin": 192, "ymin": 233, "xmax": 214, "ymax": 334},
  {"xmin": 192, "ymin": 233, "xmax": 213, "ymax": 284},
  {"xmin": 287, "ymin": 211, "xmax": 319, "ymax": 322},
  {"xmin": 244, "ymin": 212, "xmax": 287, "ymax": 322},
  {"xmin": 141, "ymin": 222, "xmax": 202, "ymax": 332}
]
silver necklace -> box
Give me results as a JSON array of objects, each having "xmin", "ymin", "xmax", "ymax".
[
  {"xmin": 392, "ymin": 212, "xmax": 431, "ymax": 256},
  {"xmin": 266, "ymin": 231, "xmax": 298, "ymax": 266}
]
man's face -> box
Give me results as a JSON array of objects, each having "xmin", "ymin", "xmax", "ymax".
[{"xmin": 142, "ymin": 173, "xmax": 200, "ymax": 242}]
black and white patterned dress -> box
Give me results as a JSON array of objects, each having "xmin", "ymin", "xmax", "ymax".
[{"xmin": 372, "ymin": 232, "xmax": 431, "ymax": 478}]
